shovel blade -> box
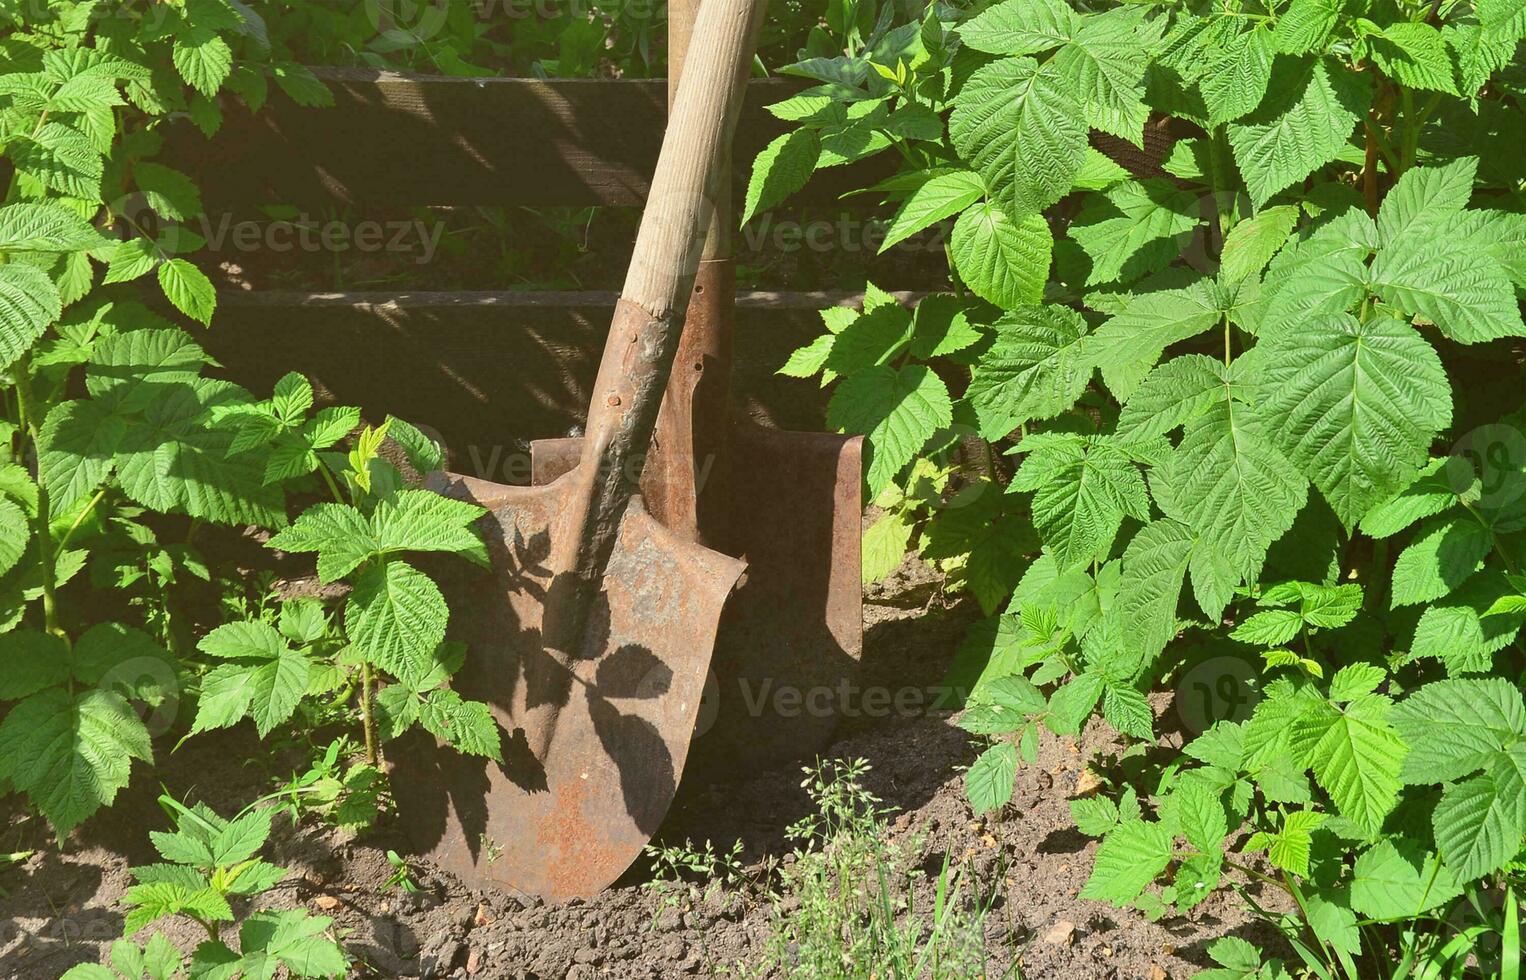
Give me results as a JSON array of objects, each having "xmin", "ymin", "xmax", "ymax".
[
  {"xmin": 531, "ymin": 419, "xmax": 863, "ymax": 769},
  {"xmin": 392, "ymin": 474, "xmax": 744, "ymax": 903}
]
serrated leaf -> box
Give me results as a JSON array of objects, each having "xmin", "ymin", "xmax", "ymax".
[
  {"xmin": 1351, "ymin": 838, "xmax": 1462, "ymax": 919},
  {"xmin": 345, "ymin": 560, "xmax": 447, "ymax": 687},
  {"xmin": 1072, "ymin": 180, "xmax": 1198, "ymax": 286},
  {"xmin": 1291, "ymin": 693, "xmax": 1407, "ymax": 833},
  {"xmin": 157, "ymin": 259, "xmax": 215, "ymax": 325},
  {"xmin": 1391, "ymin": 677, "xmax": 1525, "ymax": 783},
  {"xmin": 881, "ymin": 170, "xmax": 985, "ymax": 253},
  {"xmin": 1202, "ymin": 26, "xmax": 1275, "ymax": 126},
  {"xmin": 0, "ymin": 202, "xmax": 108, "ymax": 252},
  {"xmin": 1012, "ymin": 434, "xmax": 1148, "ymax": 571},
  {"xmin": 0, "ymin": 687, "xmax": 152, "ymax": 836},
  {"xmin": 266, "ymin": 503, "xmax": 374, "ymax": 582},
  {"xmin": 190, "ymin": 621, "xmax": 310, "ymax": 738},
  {"xmin": 1371, "ymin": 238, "xmax": 1525, "ymax": 344},
  {"xmin": 862, "ymin": 511, "xmax": 913, "ymax": 585},
  {"xmin": 1103, "ymin": 683, "xmax": 1154, "ymax": 739},
  {"xmin": 826, "ymin": 365, "xmax": 952, "ymax": 494},
  {"xmin": 368, "ymin": 489, "xmax": 487, "ymax": 564},
  {"xmin": 12, "ymin": 122, "xmax": 103, "ymax": 199},
  {"xmin": 1083, "ymin": 284, "xmax": 1221, "ymax": 401},
  {"xmin": 134, "ymin": 162, "xmax": 203, "ymax": 221},
  {"xmin": 0, "ymin": 630, "xmax": 69, "ymax": 700},
  {"xmin": 1052, "ymin": 12, "xmax": 1151, "ymax": 144},
  {"xmin": 1257, "ymin": 314, "xmax": 1451, "ymax": 529},
  {"xmin": 1227, "ymin": 57, "xmax": 1369, "ymax": 206},
  {"xmin": 172, "ymin": 27, "xmax": 233, "ymax": 97},
  {"xmin": 1113, "ymin": 520, "xmax": 1193, "ymax": 664},
  {"xmin": 0, "ymin": 263, "xmax": 63, "ymax": 372},
  {"xmin": 1232, "ymin": 609, "xmax": 1303, "ymax": 646},
  {"xmin": 950, "ymin": 56, "xmax": 1087, "ymax": 216},
  {"xmin": 949, "ymin": 201, "xmax": 1052, "ymax": 307},
  {"xmin": 966, "ymin": 741, "xmax": 1018, "ymax": 814},
  {"xmin": 1220, "ymin": 205, "xmax": 1299, "ymax": 282},
  {"xmin": 1389, "ymin": 515, "xmax": 1491, "ymax": 607},
  {"xmin": 1274, "ymin": 0, "xmax": 1343, "ymax": 53},
  {"xmin": 1370, "ymin": 23, "xmax": 1457, "ymax": 94},
  {"xmin": 1432, "ymin": 746, "xmax": 1526, "ymax": 881},
  {"xmin": 958, "ymin": 0, "xmax": 1077, "ymax": 55},
  {"xmin": 1157, "ymin": 398, "xmax": 1306, "ymax": 589},
  {"xmin": 419, "ymin": 688, "xmax": 502, "ymax": 761},
  {"xmin": 966, "ymin": 305, "xmax": 1091, "ymax": 440},
  {"xmin": 742, "ymin": 129, "xmax": 820, "ymax": 225},
  {"xmin": 1080, "ymin": 820, "xmax": 1173, "ymax": 903}
]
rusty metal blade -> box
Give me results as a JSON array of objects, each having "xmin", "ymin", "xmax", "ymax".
[
  {"xmin": 531, "ymin": 419, "xmax": 863, "ymax": 769},
  {"xmin": 391, "ymin": 473, "xmax": 744, "ymax": 903}
]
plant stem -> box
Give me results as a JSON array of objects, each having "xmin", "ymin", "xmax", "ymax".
[
  {"xmin": 14, "ymin": 357, "xmax": 62, "ymax": 639},
  {"xmin": 360, "ymin": 662, "xmax": 378, "ymax": 765},
  {"xmin": 58, "ymin": 484, "xmax": 109, "ymax": 551}
]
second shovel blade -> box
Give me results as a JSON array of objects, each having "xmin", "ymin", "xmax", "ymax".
[
  {"xmin": 531, "ymin": 419, "xmax": 864, "ymax": 769},
  {"xmin": 392, "ymin": 474, "xmax": 744, "ymax": 903}
]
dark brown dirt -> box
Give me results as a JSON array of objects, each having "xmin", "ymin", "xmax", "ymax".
[{"xmin": 1, "ymin": 557, "xmax": 1281, "ymax": 979}]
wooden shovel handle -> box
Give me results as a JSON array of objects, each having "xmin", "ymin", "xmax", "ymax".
[{"xmin": 545, "ymin": 0, "xmax": 765, "ymax": 602}]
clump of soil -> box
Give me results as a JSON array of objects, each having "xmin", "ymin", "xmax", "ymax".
[{"xmin": 1, "ymin": 558, "xmax": 1281, "ymax": 979}]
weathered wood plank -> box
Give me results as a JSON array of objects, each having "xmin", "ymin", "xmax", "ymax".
[
  {"xmin": 204, "ymin": 289, "xmax": 872, "ymax": 479},
  {"xmin": 175, "ymin": 72, "xmax": 884, "ymax": 210}
]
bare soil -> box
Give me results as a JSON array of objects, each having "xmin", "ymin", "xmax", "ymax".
[{"xmin": 1, "ymin": 557, "xmax": 1283, "ymax": 979}]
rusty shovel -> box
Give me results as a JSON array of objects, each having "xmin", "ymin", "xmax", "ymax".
[
  {"xmin": 393, "ymin": 0, "xmax": 766, "ymax": 902},
  {"xmin": 531, "ymin": 0, "xmax": 865, "ymax": 773}
]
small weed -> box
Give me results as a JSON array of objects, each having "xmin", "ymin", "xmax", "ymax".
[
  {"xmin": 756, "ymin": 758, "xmax": 1011, "ymax": 980},
  {"xmin": 643, "ymin": 837, "xmax": 747, "ymax": 931}
]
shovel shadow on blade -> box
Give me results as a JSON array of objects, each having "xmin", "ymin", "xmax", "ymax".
[{"xmin": 392, "ymin": 475, "xmax": 744, "ymax": 903}]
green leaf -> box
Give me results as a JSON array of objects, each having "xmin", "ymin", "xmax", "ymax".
[
  {"xmin": 1256, "ymin": 314, "xmax": 1451, "ymax": 529},
  {"xmin": 909, "ymin": 295, "xmax": 984, "ymax": 359},
  {"xmin": 957, "ymin": 0, "xmax": 1077, "ymax": 55},
  {"xmin": 1351, "ymin": 839, "xmax": 1462, "ymax": 919},
  {"xmin": 266, "ymin": 503, "xmax": 374, "ymax": 582},
  {"xmin": 12, "ymin": 123, "xmax": 103, "ymax": 199},
  {"xmin": 87, "ymin": 328, "xmax": 213, "ymax": 411},
  {"xmin": 966, "ymin": 741, "xmax": 1018, "ymax": 814},
  {"xmin": 881, "ymin": 170, "xmax": 985, "ymax": 253},
  {"xmin": 1103, "ymin": 683, "xmax": 1154, "ymax": 740},
  {"xmin": 113, "ymin": 379, "xmax": 285, "ymax": 527},
  {"xmin": 1291, "ymin": 693, "xmax": 1407, "ymax": 833},
  {"xmin": 345, "ymin": 560, "xmax": 448, "ymax": 687},
  {"xmin": 0, "ymin": 202, "xmax": 108, "ymax": 252},
  {"xmin": 1157, "ymin": 397, "xmax": 1306, "ymax": 591},
  {"xmin": 1071, "ymin": 180, "xmax": 1198, "ymax": 286},
  {"xmin": 190, "ymin": 621, "xmax": 311, "ymax": 738},
  {"xmin": 1226, "ymin": 57, "xmax": 1370, "ymax": 206},
  {"xmin": 134, "ymin": 162, "xmax": 203, "ymax": 221},
  {"xmin": 172, "ymin": 27, "xmax": 233, "ymax": 96},
  {"xmin": 103, "ymin": 237, "xmax": 160, "ymax": 285},
  {"xmin": 1370, "ymin": 23, "xmax": 1457, "ymax": 94},
  {"xmin": 1051, "ymin": 12, "xmax": 1151, "ymax": 144},
  {"xmin": 1083, "ymin": 283, "xmax": 1221, "ymax": 401},
  {"xmin": 742, "ymin": 129, "xmax": 820, "ymax": 225},
  {"xmin": 0, "ymin": 630, "xmax": 69, "ymax": 700},
  {"xmin": 949, "ymin": 202, "xmax": 1052, "ymax": 307},
  {"xmin": 862, "ymin": 511, "xmax": 914, "ymax": 585},
  {"xmin": 950, "ymin": 56, "xmax": 1087, "ymax": 216},
  {"xmin": 1391, "ymin": 677, "xmax": 1525, "ymax": 783},
  {"xmin": 271, "ymin": 62, "xmax": 333, "ymax": 107},
  {"xmin": 1080, "ymin": 820, "xmax": 1173, "ymax": 903},
  {"xmin": 1432, "ymin": 746, "xmax": 1526, "ymax": 881},
  {"xmin": 1371, "ymin": 238, "xmax": 1525, "ymax": 344},
  {"xmin": 0, "ymin": 687, "xmax": 152, "ymax": 836},
  {"xmin": 1220, "ymin": 205, "xmax": 1299, "ymax": 282},
  {"xmin": 1116, "ymin": 354, "xmax": 1230, "ymax": 443},
  {"xmin": 1361, "ymin": 457, "xmax": 1465, "ymax": 539},
  {"xmin": 1389, "ymin": 515, "xmax": 1491, "ymax": 607},
  {"xmin": 1202, "ymin": 26, "xmax": 1275, "ymax": 126},
  {"xmin": 0, "ymin": 263, "xmax": 63, "ymax": 372},
  {"xmin": 1274, "ymin": 0, "xmax": 1343, "ymax": 53},
  {"xmin": 1231, "ymin": 609, "xmax": 1303, "ymax": 646},
  {"xmin": 157, "ymin": 259, "xmax": 216, "ymax": 325},
  {"xmin": 369, "ymin": 489, "xmax": 487, "ymax": 564},
  {"xmin": 826, "ymin": 365, "xmax": 952, "ymax": 494},
  {"xmin": 1012, "ymin": 434, "xmax": 1148, "ymax": 572},
  {"xmin": 0, "ymin": 495, "xmax": 28, "ymax": 579},
  {"xmin": 965, "ymin": 305, "xmax": 1091, "ymax": 440},
  {"xmin": 418, "ymin": 689, "xmax": 502, "ymax": 761},
  {"xmin": 1112, "ymin": 519, "xmax": 1193, "ymax": 664},
  {"xmin": 1257, "ymin": 208, "xmax": 1377, "ymax": 335},
  {"xmin": 195, "ymin": 909, "xmax": 348, "ymax": 980}
]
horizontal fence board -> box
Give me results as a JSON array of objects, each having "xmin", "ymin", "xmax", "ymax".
[
  {"xmin": 205, "ymin": 289, "xmax": 887, "ymax": 479},
  {"xmin": 174, "ymin": 71, "xmax": 886, "ymax": 210}
]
